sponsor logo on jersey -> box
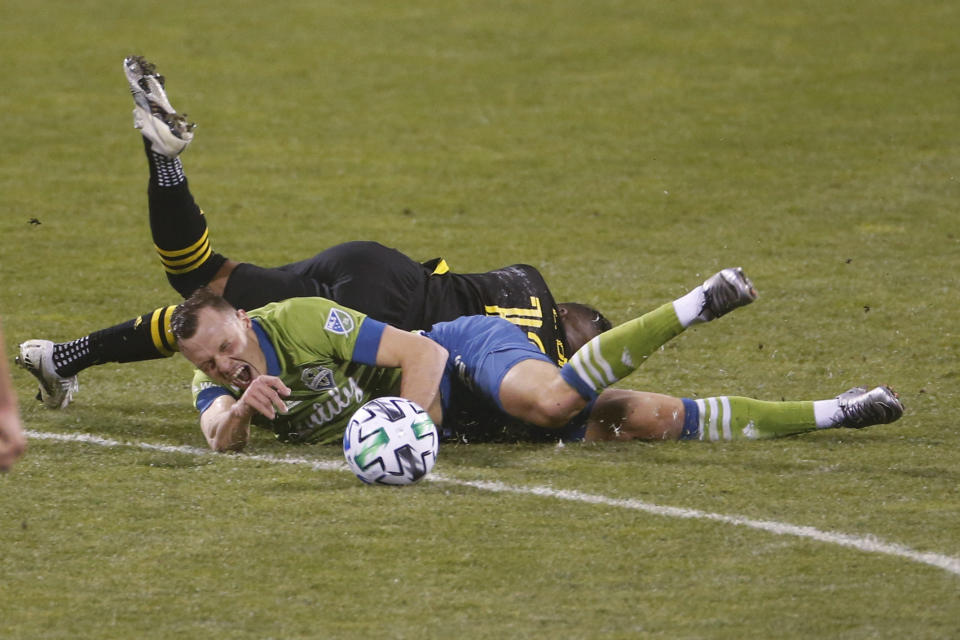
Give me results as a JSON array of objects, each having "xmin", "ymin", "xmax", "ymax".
[
  {"xmin": 285, "ymin": 377, "xmax": 366, "ymax": 441},
  {"xmin": 192, "ymin": 380, "xmax": 222, "ymax": 396},
  {"xmin": 301, "ymin": 366, "xmax": 336, "ymax": 392},
  {"xmin": 325, "ymin": 308, "xmax": 355, "ymax": 335}
]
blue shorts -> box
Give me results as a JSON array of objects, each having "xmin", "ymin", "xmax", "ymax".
[{"xmin": 425, "ymin": 316, "xmax": 590, "ymax": 442}]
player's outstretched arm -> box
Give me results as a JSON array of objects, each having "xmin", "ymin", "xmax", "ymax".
[
  {"xmin": 200, "ymin": 394, "xmax": 252, "ymax": 452},
  {"xmin": 198, "ymin": 375, "xmax": 290, "ymax": 452},
  {"xmin": 0, "ymin": 404, "xmax": 26, "ymax": 472},
  {"xmin": 0, "ymin": 321, "xmax": 27, "ymax": 471},
  {"xmin": 373, "ymin": 326, "xmax": 448, "ymax": 425}
]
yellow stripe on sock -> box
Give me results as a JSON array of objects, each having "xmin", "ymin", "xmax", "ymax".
[
  {"xmin": 159, "ymin": 241, "xmax": 210, "ymax": 267},
  {"xmin": 151, "ymin": 306, "xmax": 178, "ymax": 356},
  {"xmin": 160, "ymin": 245, "xmax": 214, "ymax": 274},
  {"xmin": 155, "ymin": 229, "xmax": 209, "ymax": 258}
]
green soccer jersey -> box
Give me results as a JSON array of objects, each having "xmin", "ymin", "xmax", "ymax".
[{"xmin": 190, "ymin": 297, "xmax": 402, "ymax": 445}]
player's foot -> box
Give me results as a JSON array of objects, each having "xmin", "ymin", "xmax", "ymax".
[
  {"xmin": 698, "ymin": 267, "xmax": 758, "ymax": 321},
  {"xmin": 123, "ymin": 55, "xmax": 195, "ymax": 158},
  {"xmin": 832, "ymin": 386, "xmax": 903, "ymax": 429},
  {"xmin": 15, "ymin": 340, "xmax": 79, "ymax": 410}
]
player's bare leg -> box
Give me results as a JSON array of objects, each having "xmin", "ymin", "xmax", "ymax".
[
  {"xmin": 582, "ymin": 385, "xmax": 903, "ymax": 442},
  {"xmin": 498, "ymin": 359, "xmax": 588, "ymax": 428}
]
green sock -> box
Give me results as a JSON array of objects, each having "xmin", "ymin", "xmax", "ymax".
[
  {"xmin": 560, "ymin": 303, "xmax": 684, "ymax": 399},
  {"xmin": 683, "ymin": 396, "xmax": 817, "ymax": 440}
]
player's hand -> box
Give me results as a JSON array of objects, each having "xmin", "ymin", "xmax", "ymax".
[
  {"xmin": 238, "ymin": 375, "xmax": 292, "ymax": 420},
  {"xmin": 0, "ymin": 411, "xmax": 27, "ymax": 472}
]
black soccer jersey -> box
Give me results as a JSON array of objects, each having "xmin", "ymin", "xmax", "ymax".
[
  {"xmin": 419, "ymin": 262, "xmax": 570, "ymax": 366},
  {"xmin": 230, "ymin": 241, "xmax": 570, "ymax": 366}
]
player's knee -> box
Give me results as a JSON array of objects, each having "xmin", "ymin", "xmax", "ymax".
[
  {"xmin": 530, "ymin": 389, "xmax": 585, "ymax": 429},
  {"xmin": 499, "ymin": 360, "xmax": 587, "ymax": 428},
  {"xmin": 168, "ymin": 275, "xmax": 204, "ymax": 299}
]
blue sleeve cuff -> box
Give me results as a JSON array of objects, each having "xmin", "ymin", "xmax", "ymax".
[
  {"xmin": 197, "ymin": 386, "xmax": 232, "ymax": 414},
  {"xmin": 352, "ymin": 318, "xmax": 387, "ymax": 366}
]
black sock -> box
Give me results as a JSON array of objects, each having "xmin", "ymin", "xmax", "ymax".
[
  {"xmin": 144, "ymin": 138, "xmax": 186, "ymax": 188},
  {"xmin": 52, "ymin": 337, "xmax": 97, "ymax": 378},
  {"xmin": 144, "ymin": 137, "xmax": 226, "ymax": 297},
  {"xmin": 52, "ymin": 307, "xmax": 178, "ymax": 377}
]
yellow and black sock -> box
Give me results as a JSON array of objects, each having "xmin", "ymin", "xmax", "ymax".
[
  {"xmin": 144, "ymin": 137, "xmax": 226, "ymax": 297},
  {"xmin": 52, "ymin": 306, "xmax": 178, "ymax": 377}
]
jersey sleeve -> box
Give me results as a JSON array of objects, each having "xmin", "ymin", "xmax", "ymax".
[
  {"xmin": 351, "ymin": 318, "xmax": 387, "ymax": 365},
  {"xmin": 191, "ymin": 371, "xmax": 233, "ymax": 414}
]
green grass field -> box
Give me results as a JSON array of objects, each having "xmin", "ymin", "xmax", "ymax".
[{"xmin": 2, "ymin": 0, "xmax": 958, "ymax": 637}]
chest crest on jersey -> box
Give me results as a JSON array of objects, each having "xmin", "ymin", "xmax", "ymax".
[
  {"xmin": 301, "ymin": 366, "xmax": 336, "ymax": 392},
  {"xmin": 324, "ymin": 308, "xmax": 355, "ymax": 335}
]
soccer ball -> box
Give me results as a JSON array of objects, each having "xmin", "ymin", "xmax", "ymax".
[{"xmin": 343, "ymin": 397, "xmax": 439, "ymax": 485}]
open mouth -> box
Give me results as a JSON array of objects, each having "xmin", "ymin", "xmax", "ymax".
[{"xmin": 231, "ymin": 364, "xmax": 254, "ymax": 388}]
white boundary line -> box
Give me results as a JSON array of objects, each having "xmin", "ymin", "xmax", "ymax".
[{"xmin": 26, "ymin": 429, "xmax": 960, "ymax": 578}]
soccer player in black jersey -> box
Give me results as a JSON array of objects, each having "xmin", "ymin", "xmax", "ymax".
[{"xmin": 16, "ymin": 56, "xmax": 610, "ymax": 410}]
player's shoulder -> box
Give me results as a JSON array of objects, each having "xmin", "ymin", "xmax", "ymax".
[
  {"xmin": 250, "ymin": 297, "xmax": 343, "ymax": 321},
  {"xmin": 252, "ymin": 297, "xmax": 367, "ymax": 342}
]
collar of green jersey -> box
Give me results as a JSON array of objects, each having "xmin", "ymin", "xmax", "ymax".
[{"xmin": 251, "ymin": 319, "xmax": 282, "ymax": 376}]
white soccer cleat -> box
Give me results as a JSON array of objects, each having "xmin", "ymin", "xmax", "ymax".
[
  {"xmin": 123, "ymin": 55, "xmax": 195, "ymax": 158},
  {"xmin": 698, "ymin": 267, "xmax": 758, "ymax": 322},
  {"xmin": 132, "ymin": 106, "xmax": 194, "ymax": 158},
  {"xmin": 15, "ymin": 339, "xmax": 79, "ymax": 410}
]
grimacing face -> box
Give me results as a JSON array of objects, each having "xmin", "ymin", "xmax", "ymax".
[{"xmin": 177, "ymin": 306, "xmax": 267, "ymax": 391}]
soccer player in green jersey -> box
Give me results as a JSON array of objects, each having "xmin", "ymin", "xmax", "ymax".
[{"xmin": 172, "ymin": 270, "xmax": 903, "ymax": 451}]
